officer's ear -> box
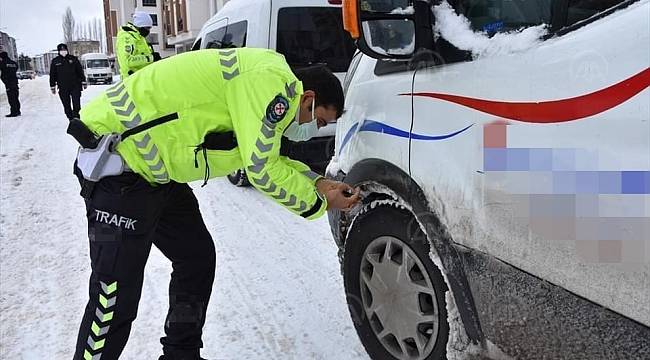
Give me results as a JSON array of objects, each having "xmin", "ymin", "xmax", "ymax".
[
  {"xmin": 300, "ymin": 90, "xmax": 316, "ymax": 110},
  {"xmin": 297, "ymin": 91, "xmax": 316, "ymax": 124}
]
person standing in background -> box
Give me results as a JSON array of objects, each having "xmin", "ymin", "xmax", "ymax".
[
  {"xmin": 116, "ymin": 11, "xmax": 161, "ymax": 79},
  {"xmin": 0, "ymin": 51, "xmax": 21, "ymax": 117},
  {"xmin": 50, "ymin": 43, "xmax": 87, "ymax": 120}
]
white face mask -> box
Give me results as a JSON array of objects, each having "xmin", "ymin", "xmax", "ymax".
[
  {"xmin": 59, "ymin": 50, "xmax": 68, "ymax": 57},
  {"xmin": 284, "ymin": 98, "xmax": 319, "ymax": 142}
]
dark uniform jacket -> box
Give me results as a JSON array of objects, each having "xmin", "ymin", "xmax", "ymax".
[
  {"xmin": 49, "ymin": 55, "xmax": 86, "ymax": 90},
  {"xmin": 0, "ymin": 57, "xmax": 19, "ymax": 87}
]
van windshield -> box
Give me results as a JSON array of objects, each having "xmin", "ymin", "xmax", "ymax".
[
  {"xmin": 458, "ymin": 0, "xmax": 552, "ymax": 34},
  {"xmin": 277, "ymin": 7, "xmax": 356, "ymax": 72},
  {"xmin": 87, "ymin": 59, "xmax": 109, "ymax": 68}
]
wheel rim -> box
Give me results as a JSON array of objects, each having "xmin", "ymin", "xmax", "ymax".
[{"xmin": 359, "ymin": 236, "xmax": 439, "ymax": 360}]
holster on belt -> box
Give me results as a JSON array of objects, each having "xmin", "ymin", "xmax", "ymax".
[
  {"xmin": 76, "ymin": 134, "xmax": 125, "ymax": 182},
  {"xmin": 67, "ymin": 119, "xmax": 126, "ymax": 199}
]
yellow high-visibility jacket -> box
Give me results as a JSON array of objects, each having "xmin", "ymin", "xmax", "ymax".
[
  {"xmin": 115, "ymin": 23, "xmax": 154, "ymax": 79},
  {"xmin": 80, "ymin": 48, "xmax": 327, "ymax": 219}
]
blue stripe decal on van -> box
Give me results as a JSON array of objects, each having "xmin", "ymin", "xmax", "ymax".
[
  {"xmin": 360, "ymin": 120, "xmax": 473, "ymax": 140},
  {"xmin": 338, "ymin": 123, "xmax": 359, "ymax": 155},
  {"xmin": 339, "ymin": 120, "xmax": 472, "ymax": 155}
]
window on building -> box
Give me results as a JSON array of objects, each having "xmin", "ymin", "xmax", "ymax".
[
  {"xmin": 110, "ymin": 10, "xmax": 118, "ymax": 36},
  {"xmin": 565, "ymin": 0, "xmax": 624, "ymax": 25},
  {"xmin": 150, "ymin": 14, "xmax": 158, "ymax": 26},
  {"xmin": 174, "ymin": 0, "xmax": 187, "ymax": 33},
  {"xmin": 277, "ymin": 7, "xmax": 356, "ymax": 72},
  {"xmin": 164, "ymin": 2, "xmax": 173, "ymax": 35},
  {"xmin": 143, "ymin": 0, "xmax": 157, "ymax": 6},
  {"xmin": 177, "ymin": 17, "xmax": 185, "ymax": 32},
  {"xmin": 458, "ymin": 0, "xmax": 553, "ymax": 35},
  {"xmin": 204, "ymin": 21, "xmax": 248, "ymax": 49}
]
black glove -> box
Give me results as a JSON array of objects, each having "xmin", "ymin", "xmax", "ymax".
[{"xmin": 153, "ymin": 52, "xmax": 162, "ymax": 62}]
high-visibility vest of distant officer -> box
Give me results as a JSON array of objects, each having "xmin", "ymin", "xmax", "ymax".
[{"xmin": 116, "ymin": 10, "xmax": 161, "ymax": 79}]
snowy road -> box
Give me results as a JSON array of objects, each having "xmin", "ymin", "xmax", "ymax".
[{"xmin": 0, "ymin": 77, "xmax": 369, "ymax": 360}]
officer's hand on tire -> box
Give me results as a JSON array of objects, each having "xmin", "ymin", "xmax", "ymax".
[
  {"xmin": 153, "ymin": 52, "xmax": 162, "ymax": 62},
  {"xmin": 317, "ymin": 179, "xmax": 361, "ymax": 211},
  {"xmin": 316, "ymin": 178, "xmax": 339, "ymax": 193},
  {"xmin": 50, "ymin": 87, "xmax": 56, "ymax": 95},
  {"xmin": 82, "ymin": 82, "xmax": 88, "ymax": 90}
]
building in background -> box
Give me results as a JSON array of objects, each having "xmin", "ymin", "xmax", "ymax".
[
  {"xmin": 163, "ymin": 0, "xmax": 225, "ymax": 54},
  {"xmin": 33, "ymin": 51, "xmax": 58, "ymax": 75},
  {"xmin": 103, "ymin": 0, "xmax": 175, "ymax": 58},
  {"xmin": 0, "ymin": 31, "xmax": 18, "ymax": 60},
  {"xmin": 103, "ymin": 0, "xmax": 117, "ymax": 55},
  {"xmin": 17, "ymin": 55, "xmax": 34, "ymax": 72},
  {"xmin": 33, "ymin": 55, "xmax": 45, "ymax": 75},
  {"xmin": 67, "ymin": 40, "xmax": 101, "ymax": 58}
]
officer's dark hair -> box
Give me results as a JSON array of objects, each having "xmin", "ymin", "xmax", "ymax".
[{"xmin": 294, "ymin": 65, "xmax": 344, "ymax": 118}]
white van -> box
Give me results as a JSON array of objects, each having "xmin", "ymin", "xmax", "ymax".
[
  {"xmin": 193, "ymin": 0, "xmax": 356, "ymax": 185},
  {"xmin": 80, "ymin": 53, "xmax": 113, "ymax": 85},
  {"xmin": 330, "ymin": 0, "xmax": 649, "ymax": 359}
]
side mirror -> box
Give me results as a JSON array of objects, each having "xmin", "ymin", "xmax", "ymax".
[{"xmin": 343, "ymin": 0, "xmax": 417, "ymax": 60}]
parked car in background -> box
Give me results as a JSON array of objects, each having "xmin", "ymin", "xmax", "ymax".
[
  {"xmin": 193, "ymin": 0, "xmax": 356, "ymax": 186},
  {"xmin": 80, "ymin": 53, "xmax": 113, "ymax": 85},
  {"xmin": 329, "ymin": 0, "xmax": 650, "ymax": 359},
  {"xmin": 17, "ymin": 71, "xmax": 35, "ymax": 80}
]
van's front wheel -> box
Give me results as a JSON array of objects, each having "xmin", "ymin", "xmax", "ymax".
[{"xmin": 343, "ymin": 203, "xmax": 449, "ymax": 360}]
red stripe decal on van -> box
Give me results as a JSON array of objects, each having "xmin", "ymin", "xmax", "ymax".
[{"xmin": 407, "ymin": 68, "xmax": 650, "ymax": 123}]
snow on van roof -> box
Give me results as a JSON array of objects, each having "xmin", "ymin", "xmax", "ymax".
[
  {"xmin": 433, "ymin": 1, "xmax": 548, "ymax": 59},
  {"xmin": 390, "ymin": 6, "xmax": 414, "ymax": 15}
]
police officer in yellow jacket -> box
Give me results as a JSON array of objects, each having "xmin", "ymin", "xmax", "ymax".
[
  {"xmin": 70, "ymin": 48, "xmax": 359, "ymax": 360},
  {"xmin": 116, "ymin": 11, "xmax": 160, "ymax": 79}
]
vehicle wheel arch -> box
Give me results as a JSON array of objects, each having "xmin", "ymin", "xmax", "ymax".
[{"xmin": 332, "ymin": 158, "xmax": 485, "ymax": 345}]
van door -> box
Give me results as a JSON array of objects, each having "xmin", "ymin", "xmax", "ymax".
[
  {"xmin": 522, "ymin": 1, "xmax": 650, "ymax": 326},
  {"xmin": 410, "ymin": 0, "xmax": 649, "ymax": 327}
]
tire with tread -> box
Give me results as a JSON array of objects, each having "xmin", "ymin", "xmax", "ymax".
[{"xmin": 343, "ymin": 202, "xmax": 450, "ymax": 360}]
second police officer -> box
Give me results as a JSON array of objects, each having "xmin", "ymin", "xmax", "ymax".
[{"xmin": 116, "ymin": 10, "xmax": 161, "ymax": 79}]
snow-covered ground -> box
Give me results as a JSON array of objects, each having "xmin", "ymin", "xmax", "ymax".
[{"xmin": 0, "ymin": 77, "xmax": 369, "ymax": 360}]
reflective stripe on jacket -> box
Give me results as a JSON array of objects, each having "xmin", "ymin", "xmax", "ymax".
[{"xmin": 79, "ymin": 48, "xmax": 327, "ymax": 219}]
